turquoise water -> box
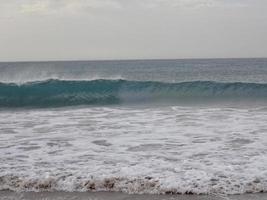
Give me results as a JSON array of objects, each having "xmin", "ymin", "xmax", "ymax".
[
  {"xmin": 0, "ymin": 79, "xmax": 267, "ymax": 107},
  {"xmin": 0, "ymin": 58, "xmax": 267, "ymax": 107},
  {"xmin": 1, "ymin": 59, "xmax": 267, "ymax": 195}
]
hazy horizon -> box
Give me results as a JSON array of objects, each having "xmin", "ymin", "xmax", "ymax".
[
  {"xmin": 1, "ymin": 57, "xmax": 267, "ymax": 63},
  {"xmin": 1, "ymin": 0, "xmax": 267, "ymax": 61}
]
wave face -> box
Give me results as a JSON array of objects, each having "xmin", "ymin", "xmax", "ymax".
[{"xmin": 1, "ymin": 79, "xmax": 267, "ymax": 107}]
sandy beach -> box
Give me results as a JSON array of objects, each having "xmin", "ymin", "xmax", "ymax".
[{"xmin": 1, "ymin": 191, "xmax": 267, "ymax": 200}]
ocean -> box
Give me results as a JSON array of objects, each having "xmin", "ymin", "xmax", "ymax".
[{"xmin": 1, "ymin": 58, "xmax": 267, "ymax": 197}]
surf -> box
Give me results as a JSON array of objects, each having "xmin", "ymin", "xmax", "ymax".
[{"xmin": 0, "ymin": 79, "xmax": 267, "ymax": 108}]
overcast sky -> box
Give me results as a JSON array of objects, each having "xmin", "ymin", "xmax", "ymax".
[{"xmin": 0, "ymin": 0, "xmax": 266, "ymax": 61}]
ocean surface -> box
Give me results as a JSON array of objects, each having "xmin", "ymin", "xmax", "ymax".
[{"xmin": 1, "ymin": 58, "xmax": 267, "ymax": 195}]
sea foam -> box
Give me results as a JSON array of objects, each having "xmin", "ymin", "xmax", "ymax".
[{"xmin": 1, "ymin": 106, "xmax": 267, "ymax": 194}]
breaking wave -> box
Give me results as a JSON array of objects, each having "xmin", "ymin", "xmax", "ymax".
[{"xmin": 0, "ymin": 79, "xmax": 267, "ymax": 107}]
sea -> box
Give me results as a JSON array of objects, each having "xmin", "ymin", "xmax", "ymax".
[{"xmin": 1, "ymin": 58, "xmax": 267, "ymax": 195}]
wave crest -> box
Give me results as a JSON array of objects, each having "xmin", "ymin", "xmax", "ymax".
[{"xmin": 0, "ymin": 79, "xmax": 267, "ymax": 107}]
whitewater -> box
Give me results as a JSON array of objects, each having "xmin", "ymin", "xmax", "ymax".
[{"xmin": 1, "ymin": 58, "xmax": 267, "ymax": 195}]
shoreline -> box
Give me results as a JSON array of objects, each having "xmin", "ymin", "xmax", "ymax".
[{"xmin": 1, "ymin": 191, "xmax": 267, "ymax": 200}]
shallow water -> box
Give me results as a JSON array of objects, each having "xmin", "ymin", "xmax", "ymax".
[
  {"xmin": 1, "ymin": 105, "xmax": 267, "ymax": 194},
  {"xmin": 1, "ymin": 191, "xmax": 267, "ymax": 200},
  {"xmin": 1, "ymin": 59, "xmax": 267, "ymax": 195}
]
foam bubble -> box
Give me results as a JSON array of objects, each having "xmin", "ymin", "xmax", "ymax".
[{"xmin": 1, "ymin": 106, "xmax": 267, "ymax": 194}]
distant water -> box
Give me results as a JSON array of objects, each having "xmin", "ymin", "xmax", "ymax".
[{"xmin": 1, "ymin": 59, "xmax": 267, "ymax": 195}]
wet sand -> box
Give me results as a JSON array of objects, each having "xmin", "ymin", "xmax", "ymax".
[{"xmin": 1, "ymin": 191, "xmax": 267, "ymax": 200}]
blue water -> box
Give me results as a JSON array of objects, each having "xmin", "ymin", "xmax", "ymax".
[
  {"xmin": 1, "ymin": 58, "xmax": 267, "ymax": 195},
  {"xmin": 0, "ymin": 79, "xmax": 267, "ymax": 107},
  {"xmin": 0, "ymin": 58, "xmax": 267, "ymax": 108}
]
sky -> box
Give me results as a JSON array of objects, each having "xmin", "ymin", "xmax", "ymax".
[{"xmin": 0, "ymin": 0, "xmax": 266, "ymax": 61}]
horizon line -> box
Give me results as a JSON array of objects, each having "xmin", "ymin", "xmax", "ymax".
[{"xmin": 0, "ymin": 57, "xmax": 267, "ymax": 63}]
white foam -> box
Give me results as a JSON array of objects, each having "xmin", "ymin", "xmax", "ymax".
[{"xmin": 1, "ymin": 106, "xmax": 267, "ymax": 194}]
